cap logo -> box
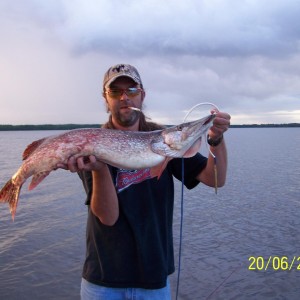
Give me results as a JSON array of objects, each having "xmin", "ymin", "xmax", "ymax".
[
  {"xmin": 112, "ymin": 64, "xmax": 129, "ymax": 74},
  {"xmin": 103, "ymin": 64, "xmax": 142, "ymax": 89}
]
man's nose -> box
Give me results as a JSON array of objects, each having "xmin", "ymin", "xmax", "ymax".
[{"xmin": 120, "ymin": 91, "xmax": 129, "ymax": 100}]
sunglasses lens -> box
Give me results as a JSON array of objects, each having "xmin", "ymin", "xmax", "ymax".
[
  {"xmin": 109, "ymin": 90, "xmax": 122, "ymax": 98},
  {"xmin": 127, "ymin": 88, "xmax": 140, "ymax": 96},
  {"xmin": 107, "ymin": 88, "xmax": 141, "ymax": 98}
]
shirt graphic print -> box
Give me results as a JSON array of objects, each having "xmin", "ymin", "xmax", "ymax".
[{"xmin": 116, "ymin": 168, "xmax": 152, "ymax": 192}]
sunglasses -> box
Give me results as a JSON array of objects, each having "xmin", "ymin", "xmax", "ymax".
[{"xmin": 105, "ymin": 87, "xmax": 143, "ymax": 99}]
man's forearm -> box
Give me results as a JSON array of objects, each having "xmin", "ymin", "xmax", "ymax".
[{"xmin": 91, "ymin": 166, "xmax": 119, "ymax": 226}]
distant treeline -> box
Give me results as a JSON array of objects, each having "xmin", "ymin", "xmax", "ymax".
[
  {"xmin": 0, "ymin": 124, "xmax": 101, "ymax": 131},
  {"xmin": 0, "ymin": 123, "xmax": 299, "ymax": 131},
  {"xmin": 230, "ymin": 123, "xmax": 300, "ymax": 128}
]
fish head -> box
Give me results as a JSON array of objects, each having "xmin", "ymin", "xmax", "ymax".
[{"xmin": 151, "ymin": 113, "xmax": 215, "ymax": 157}]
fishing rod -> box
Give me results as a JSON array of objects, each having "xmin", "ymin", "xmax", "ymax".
[{"xmin": 175, "ymin": 102, "xmax": 219, "ymax": 300}]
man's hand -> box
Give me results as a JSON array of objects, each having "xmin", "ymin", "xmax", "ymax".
[
  {"xmin": 57, "ymin": 155, "xmax": 106, "ymax": 173},
  {"xmin": 208, "ymin": 110, "xmax": 231, "ymax": 140}
]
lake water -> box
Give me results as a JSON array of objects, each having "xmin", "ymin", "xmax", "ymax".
[{"xmin": 0, "ymin": 128, "xmax": 299, "ymax": 300}]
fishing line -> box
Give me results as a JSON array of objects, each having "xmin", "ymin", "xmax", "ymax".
[
  {"xmin": 185, "ymin": 102, "xmax": 220, "ymax": 194},
  {"xmin": 205, "ymin": 264, "xmax": 243, "ymax": 299},
  {"xmin": 183, "ymin": 102, "xmax": 220, "ymax": 122},
  {"xmin": 175, "ymin": 158, "xmax": 185, "ymax": 300},
  {"xmin": 175, "ymin": 102, "xmax": 220, "ymax": 299},
  {"xmin": 183, "ymin": 102, "xmax": 220, "ymax": 161}
]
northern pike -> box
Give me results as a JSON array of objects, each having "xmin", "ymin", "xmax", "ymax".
[{"xmin": 0, "ymin": 114, "xmax": 215, "ymax": 220}]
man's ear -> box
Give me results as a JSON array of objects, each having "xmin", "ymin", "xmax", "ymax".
[
  {"xmin": 103, "ymin": 93, "xmax": 110, "ymax": 113},
  {"xmin": 141, "ymin": 90, "xmax": 146, "ymax": 102}
]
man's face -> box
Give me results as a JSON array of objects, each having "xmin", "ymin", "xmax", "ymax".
[{"xmin": 104, "ymin": 77, "xmax": 145, "ymax": 128}]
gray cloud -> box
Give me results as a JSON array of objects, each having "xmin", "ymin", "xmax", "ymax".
[
  {"xmin": 0, "ymin": 0, "xmax": 300, "ymax": 125},
  {"xmin": 54, "ymin": 0, "xmax": 300, "ymax": 58},
  {"xmin": 3, "ymin": 0, "xmax": 300, "ymax": 58}
]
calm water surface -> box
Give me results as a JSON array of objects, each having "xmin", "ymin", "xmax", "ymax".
[{"xmin": 0, "ymin": 128, "xmax": 299, "ymax": 299}]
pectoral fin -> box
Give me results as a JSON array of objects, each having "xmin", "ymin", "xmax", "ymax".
[
  {"xmin": 183, "ymin": 138, "xmax": 202, "ymax": 158},
  {"xmin": 28, "ymin": 171, "xmax": 50, "ymax": 190},
  {"xmin": 150, "ymin": 157, "xmax": 172, "ymax": 179}
]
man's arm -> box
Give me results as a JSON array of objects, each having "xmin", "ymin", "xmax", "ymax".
[
  {"xmin": 196, "ymin": 111, "xmax": 231, "ymax": 187},
  {"xmin": 196, "ymin": 139, "xmax": 227, "ymax": 187},
  {"xmin": 59, "ymin": 156, "xmax": 119, "ymax": 226}
]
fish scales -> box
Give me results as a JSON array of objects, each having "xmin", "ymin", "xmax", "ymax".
[{"xmin": 0, "ymin": 114, "xmax": 215, "ymax": 220}]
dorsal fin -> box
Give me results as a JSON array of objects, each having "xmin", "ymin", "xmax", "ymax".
[{"xmin": 22, "ymin": 138, "xmax": 47, "ymax": 160}]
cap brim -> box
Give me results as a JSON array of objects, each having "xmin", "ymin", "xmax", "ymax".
[{"xmin": 104, "ymin": 75, "xmax": 140, "ymax": 89}]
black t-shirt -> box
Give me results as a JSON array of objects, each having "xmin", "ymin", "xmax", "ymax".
[{"xmin": 79, "ymin": 154, "xmax": 207, "ymax": 289}]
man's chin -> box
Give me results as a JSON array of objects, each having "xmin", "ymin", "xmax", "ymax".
[{"xmin": 118, "ymin": 115, "xmax": 139, "ymax": 127}]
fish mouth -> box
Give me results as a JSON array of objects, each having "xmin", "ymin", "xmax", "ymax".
[
  {"xmin": 203, "ymin": 113, "xmax": 216, "ymax": 125},
  {"xmin": 185, "ymin": 113, "xmax": 216, "ymax": 134},
  {"xmin": 185, "ymin": 114, "xmax": 215, "ymax": 140},
  {"xmin": 176, "ymin": 114, "xmax": 216, "ymax": 154},
  {"xmin": 173, "ymin": 115, "xmax": 212, "ymax": 155},
  {"xmin": 151, "ymin": 113, "xmax": 216, "ymax": 158}
]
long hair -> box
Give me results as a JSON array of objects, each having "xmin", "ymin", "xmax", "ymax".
[{"xmin": 102, "ymin": 112, "xmax": 164, "ymax": 131}]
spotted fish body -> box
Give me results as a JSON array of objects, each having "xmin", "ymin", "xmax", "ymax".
[{"xmin": 0, "ymin": 114, "xmax": 215, "ymax": 219}]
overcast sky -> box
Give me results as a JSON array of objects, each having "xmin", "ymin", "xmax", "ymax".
[{"xmin": 1, "ymin": 0, "xmax": 300, "ymax": 125}]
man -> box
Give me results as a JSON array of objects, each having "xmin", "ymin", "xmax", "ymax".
[{"xmin": 65, "ymin": 64, "xmax": 231, "ymax": 299}]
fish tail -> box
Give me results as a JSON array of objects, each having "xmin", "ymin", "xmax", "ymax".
[{"xmin": 0, "ymin": 179, "xmax": 22, "ymax": 221}]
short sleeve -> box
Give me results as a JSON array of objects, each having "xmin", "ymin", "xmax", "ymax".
[{"xmin": 168, "ymin": 153, "xmax": 207, "ymax": 189}]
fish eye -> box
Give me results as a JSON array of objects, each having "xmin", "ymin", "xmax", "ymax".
[{"xmin": 177, "ymin": 125, "xmax": 183, "ymax": 131}]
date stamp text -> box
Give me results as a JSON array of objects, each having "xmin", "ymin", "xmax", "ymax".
[{"xmin": 248, "ymin": 256, "xmax": 300, "ymax": 271}]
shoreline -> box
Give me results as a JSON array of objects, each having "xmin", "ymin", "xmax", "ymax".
[{"xmin": 0, "ymin": 123, "xmax": 299, "ymax": 131}]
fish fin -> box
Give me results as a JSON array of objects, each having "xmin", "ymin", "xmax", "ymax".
[
  {"xmin": 150, "ymin": 158, "xmax": 172, "ymax": 179},
  {"xmin": 28, "ymin": 171, "xmax": 50, "ymax": 191},
  {"xmin": 183, "ymin": 138, "xmax": 202, "ymax": 158},
  {"xmin": 0, "ymin": 179, "xmax": 22, "ymax": 221},
  {"xmin": 22, "ymin": 138, "xmax": 47, "ymax": 160}
]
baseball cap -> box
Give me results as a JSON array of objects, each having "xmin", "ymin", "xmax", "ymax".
[{"xmin": 103, "ymin": 64, "xmax": 143, "ymax": 90}]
